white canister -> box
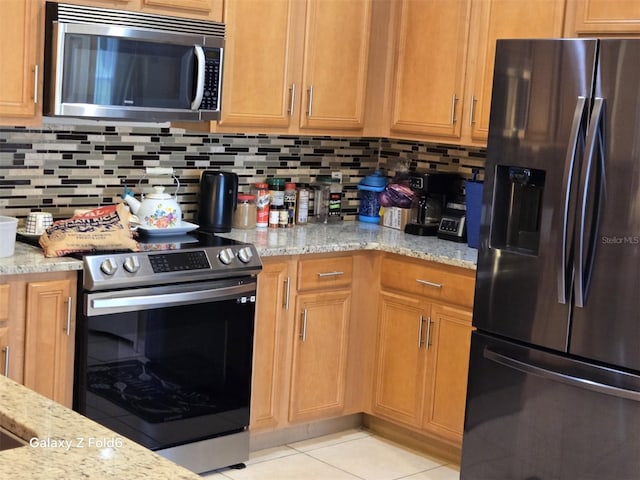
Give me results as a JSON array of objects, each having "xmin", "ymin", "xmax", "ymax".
[{"xmin": 0, "ymin": 216, "xmax": 18, "ymax": 258}]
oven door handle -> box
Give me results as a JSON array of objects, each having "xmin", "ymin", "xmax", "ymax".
[{"xmin": 89, "ymin": 283, "xmax": 255, "ymax": 315}]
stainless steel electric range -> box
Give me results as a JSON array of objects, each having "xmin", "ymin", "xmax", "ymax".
[{"xmin": 71, "ymin": 231, "xmax": 262, "ymax": 474}]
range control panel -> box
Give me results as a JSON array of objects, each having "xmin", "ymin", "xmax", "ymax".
[{"xmin": 83, "ymin": 244, "xmax": 262, "ymax": 291}]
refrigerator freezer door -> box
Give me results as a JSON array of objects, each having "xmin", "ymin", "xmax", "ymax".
[
  {"xmin": 461, "ymin": 332, "xmax": 640, "ymax": 480},
  {"xmin": 569, "ymin": 39, "xmax": 640, "ymax": 371},
  {"xmin": 474, "ymin": 39, "xmax": 598, "ymax": 352}
]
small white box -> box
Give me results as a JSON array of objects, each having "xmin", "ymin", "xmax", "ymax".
[{"xmin": 382, "ymin": 207, "xmax": 410, "ymax": 230}]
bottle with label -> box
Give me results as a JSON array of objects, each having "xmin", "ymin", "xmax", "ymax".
[
  {"xmin": 267, "ymin": 177, "xmax": 285, "ymax": 209},
  {"xmin": 296, "ymin": 184, "xmax": 309, "ymax": 225},
  {"xmin": 284, "ymin": 182, "xmax": 297, "ymax": 227},
  {"xmin": 328, "ymin": 177, "xmax": 342, "ymax": 222},
  {"xmin": 252, "ymin": 182, "xmax": 270, "ymax": 228}
]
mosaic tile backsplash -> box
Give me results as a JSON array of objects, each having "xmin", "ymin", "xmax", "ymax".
[{"xmin": 0, "ymin": 125, "xmax": 486, "ymax": 222}]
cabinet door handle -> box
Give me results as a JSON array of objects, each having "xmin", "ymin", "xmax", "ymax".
[
  {"xmin": 317, "ymin": 271, "xmax": 344, "ymax": 278},
  {"xmin": 300, "ymin": 309, "xmax": 308, "ymax": 342},
  {"xmin": 66, "ymin": 296, "xmax": 72, "ymax": 336},
  {"xmin": 2, "ymin": 346, "xmax": 8, "ymax": 377},
  {"xmin": 33, "ymin": 65, "xmax": 39, "ymax": 104},
  {"xmin": 418, "ymin": 315, "xmax": 425, "ymax": 348},
  {"xmin": 450, "ymin": 94, "xmax": 458, "ymax": 124},
  {"xmin": 307, "ymin": 85, "xmax": 314, "ymax": 117},
  {"xmin": 283, "ymin": 277, "xmax": 291, "ymax": 311},
  {"xmin": 416, "ymin": 279, "xmax": 442, "ymax": 289},
  {"xmin": 469, "ymin": 95, "xmax": 477, "ymax": 126},
  {"xmin": 288, "ymin": 84, "xmax": 296, "ymax": 116},
  {"xmin": 426, "ymin": 316, "xmax": 433, "ymax": 349}
]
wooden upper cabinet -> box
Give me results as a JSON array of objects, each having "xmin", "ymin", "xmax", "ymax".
[
  {"xmin": 466, "ymin": 0, "xmax": 566, "ymax": 144},
  {"xmin": 299, "ymin": 0, "xmax": 372, "ymax": 130},
  {"xmin": 389, "ymin": 0, "xmax": 471, "ymax": 139},
  {"xmin": 217, "ymin": 0, "xmax": 372, "ymax": 134},
  {"xmin": 219, "ymin": 0, "xmax": 299, "ymax": 129},
  {"xmin": 569, "ymin": 0, "xmax": 640, "ymax": 35},
  {"xmin": 141, "ymin": 0, "xmax": 223, "ymax": 22},
  {"xmin": 0, "ymin": 0, "xmax": 39, "ymax": 122}
]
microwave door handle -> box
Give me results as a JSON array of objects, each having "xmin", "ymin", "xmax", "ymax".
[{"xmin": 191, "ymin": 45, "xmax": 205, "ymax": 110}]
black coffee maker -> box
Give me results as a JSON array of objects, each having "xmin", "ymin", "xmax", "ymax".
[
  {"xmin": 404, "ymin": 172, "xmax": 460, "ymax": 236},
  {"xmin": 198, "ymin": 171, "xmax": 238, "ymax": 233}
]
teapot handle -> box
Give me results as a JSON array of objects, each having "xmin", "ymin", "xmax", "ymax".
[{"xmin": 136, "ymin": 168, "xmax": 180, "ymax": 198}]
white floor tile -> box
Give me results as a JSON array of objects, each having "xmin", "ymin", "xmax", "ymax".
[
  {"xmin": 246, "ymin": 445, "xmax": 298, "ymax": 464},
  {"xmin": 401, "ymin": 464, "xmax": 460, "ymax": 480},
  {"xmin": 305, "ymin": 436, "xmax": 446, "ymax": 480},
  {"xmin": 218, "ymin": 452, "xmax": 361, "ymax": 480},
  {"xmin": 288, "ymin": 428, "xmax": 372, "ymax": 452}
]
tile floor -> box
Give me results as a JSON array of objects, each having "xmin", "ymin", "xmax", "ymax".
[{"xmin": 202, "ymin": 429, "xmax": 460, "ymax": 480}]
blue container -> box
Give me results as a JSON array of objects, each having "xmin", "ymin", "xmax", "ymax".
[
  {"xmin": 358, "ymin": 170, "xmax": 387, "ymax": 223},
  {"xmin": 465, "ymin": 181, "xmax": 483, "ymax": 249}
]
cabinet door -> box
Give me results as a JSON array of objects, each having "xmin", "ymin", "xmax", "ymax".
[
  {"xmin": 251, "ymin": 259, "xmax": 294, "ymax": 431},
  {"xmin": 423, "ymin": 303, "xmax": 473, "ymax": 444},
  {"xmin": 389, "ymin": 0, "xmax": 471, "ymax": 139},
  {"xmin": 289, "ymin": 290, "xmax": 351, "ymax": 422},
  {"xmin": 23, "ymin": 279, "xmax": 76, "ymax": 407},
  {"xmin": 218, "ymin": 0, "xmax": 300, "ymax": 129},
  {"xmin": 141, "ymin": 0, "xmax": 223, "ymax": 20},
  {"xmin": 571, "ymin": 0, "xmax": 640, "ymax": 34},
  {"xmin": 466, "ymin": 0, "xmax": 565, "ymax": 143},
  {"xmin": 299, "ymin": 0, "xmax": 372, "ymax": 130},
  {"xmin": 372, "ymin": 291, "xmax": 427, "ymax": 426},
  {"xmin": 0, "ymin": 0, "xmax": 39, "ymax": 119}
]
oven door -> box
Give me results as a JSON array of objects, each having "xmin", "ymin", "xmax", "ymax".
[{"xmin": 74, "ymin": 277, "xmax": 256, "ymax": 451}]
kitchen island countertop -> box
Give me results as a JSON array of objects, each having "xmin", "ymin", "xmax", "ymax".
[{"xmin": 0, "ymin": 375, "xmax": 201, "ymax": 480}]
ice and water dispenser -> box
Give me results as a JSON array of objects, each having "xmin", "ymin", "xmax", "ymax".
[{"xmin": 491, "ymin": 166, "xmax": 545, "ymax": 254}]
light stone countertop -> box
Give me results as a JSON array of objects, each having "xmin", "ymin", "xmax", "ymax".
[
  {"xmin": 0, "ymin": 241, "xmax": 83, "ymax": 275},
  {"xmin": 220, "ymin": 221, "xmax": 478, "ymax": 269},
  {"xmin": 0, "ymin": 375, "xmax": 201, "ymax": 480}
]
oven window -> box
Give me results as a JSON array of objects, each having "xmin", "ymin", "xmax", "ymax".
[{"xmin": 76, "ymin": 297, "xmax": 254, "ymax": 450}]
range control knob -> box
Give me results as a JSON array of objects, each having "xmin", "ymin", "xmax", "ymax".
[
  {"xmin": 100, "ymin": 258, "xmax": 118, "ymax": 276},
  {"xmin": 238, "ymin": 247, "xmax": 254, "ymax": 264},
  {"xmin": 218, "ymin": 248, "xmax": 235, "ymax": 265},
  {"xmin": 123, "ymin": 256, "xmax": 140, "ymax": 273}
]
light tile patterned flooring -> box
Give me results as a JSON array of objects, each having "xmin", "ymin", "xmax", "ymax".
[{"xmin": 202, "ymin": 429, "xmax": 460, "ymax": 480}]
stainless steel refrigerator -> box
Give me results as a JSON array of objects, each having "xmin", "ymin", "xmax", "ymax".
[{"xmin": 461, "ymin": 39, "xmax": 640, "ymax": 480}]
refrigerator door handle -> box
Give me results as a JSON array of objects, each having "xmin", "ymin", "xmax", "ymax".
[
  {"xmin": 558, "ymin": 96, "xmax": 587, "ymax": 305},
  {"xmin": 575, "ymin": 97, "xmax": 605, "ymax": 308},
  {"xmin": 484, "ymin": 347, "xmax": 640, "ymax": 402}
]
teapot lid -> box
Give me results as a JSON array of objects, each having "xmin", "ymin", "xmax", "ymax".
[{"xmin": 146, "ymin": 186, "xmax": 172, "ymax": 199}]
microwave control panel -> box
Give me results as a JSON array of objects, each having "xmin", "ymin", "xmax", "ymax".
[{"xmin": 201, "ymin": 48, "xmax": 221, "ymax": 111}]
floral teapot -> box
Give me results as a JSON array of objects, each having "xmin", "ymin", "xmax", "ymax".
[{"xmin": 121, "ymin": 168, "xmax": 182, "ymax": 229}]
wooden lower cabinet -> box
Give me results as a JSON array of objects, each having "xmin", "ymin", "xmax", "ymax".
[
  {"xmin": 288, "ymin": 290, "xmax": 351, "ymax": 422},
  {"xmin": 250, "ymin": 258, "xmax": 295, "ymax": 431},
  {"xmin": 0, "ymin": 272, "xmax": 77, "ymax": 408},
  {"xmin": 250, "ymin": 252, "xmax": 474, "ymax": 450},
  {"xmin": 373, "ymin": 256, "xmax": 475, "ymax": 446}
]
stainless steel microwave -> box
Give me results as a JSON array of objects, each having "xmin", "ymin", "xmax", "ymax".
[{"xmin": 43, "ymin": 2, "xmax": 224, "ymax": 122}]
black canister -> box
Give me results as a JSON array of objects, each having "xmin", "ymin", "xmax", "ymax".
[{"xmin": 198, "ymin": 171, "xmax": 239, "ymax": 233}]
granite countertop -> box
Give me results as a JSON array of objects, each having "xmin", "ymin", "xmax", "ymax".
[
  {"xmin": 0, "ymin": 222, "xmax": 477, "ymax": 275},
  {"xmin": 221, "ymin": 221, "xmax": 478, "ymax": 269},
  {"xmin": 0, "ymin": 375, "xmax": 200, "ymax": 480}
]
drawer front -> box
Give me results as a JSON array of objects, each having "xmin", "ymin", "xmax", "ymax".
[
  {"xmin": 380, "ymin": 256, "xmax": 475, "ymax": 307},
  {"xmin": 298, "ymin": 256, "xmax": 353, "ymax": 292}
]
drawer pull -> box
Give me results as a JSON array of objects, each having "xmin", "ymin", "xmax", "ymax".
[
  {"xmin": 416, "ymin": 279, "xmax": 443, "ymax": 289},
  {"xmin": 317, "ymin": 271, "xmax": 344, "ymax": 278}
]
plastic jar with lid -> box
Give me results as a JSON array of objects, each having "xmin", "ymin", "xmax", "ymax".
[
  {"xmin": 233, "ymin": 194, "xmax": 257, "ymax": 229},
  {"xmin": 357, "ymin": 170, "xmax": 387, "ymax": 223}
]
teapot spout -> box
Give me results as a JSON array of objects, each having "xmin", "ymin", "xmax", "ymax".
[{"xmin": 121, "ymin": 187, "xmax": 141, "ymax": 214}]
